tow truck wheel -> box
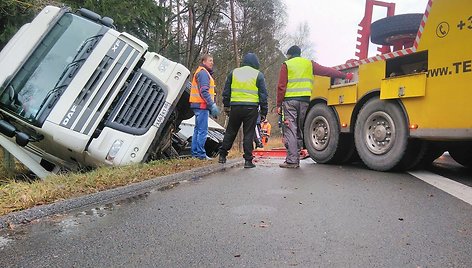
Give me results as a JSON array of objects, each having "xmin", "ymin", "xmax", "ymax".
[
  {"xmin": 354, "ymin": 98, "xmax": 408, "ymax": 171},
  {"xmin": 449, "ymin": 144, "xmax": 472, "ymax": 168},
  {"xmin": 304, "ymin": 103, "xmax": 342, "ymax": 164},
  {"xmin": 396, "ymin": 139, "xmax": 428, "ymax": 170},
  {"xmin": 336, "ymin": 133, "xmax": 358, "ymax": 164}
]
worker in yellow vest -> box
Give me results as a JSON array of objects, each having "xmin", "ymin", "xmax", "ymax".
[
  {"xmin": 218, "ymin": 53, "xmax": 268, "ymax": 168},
  {"xmin": 276, "ymin": 45, "xmax": 353, "ymax": 168},
  {"xmin": 189, "ymin": 54, "xmax": 220, "ymax": 160}
]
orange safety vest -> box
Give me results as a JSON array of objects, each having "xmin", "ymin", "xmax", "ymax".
[
  {"xmin": 261, "ymin": 121, "xmax": 272, "ymax": 145},
  {"xmin": 190, "ymin": 66, "xmax": 216, "ymax": 106},
  {"xmin": 261, "ymin": 122, "xmax": 271, "ymax": 136}
]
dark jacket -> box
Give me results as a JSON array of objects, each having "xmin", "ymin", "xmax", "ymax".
[{"xmin": 223, "ymin": 53, "xmax": 268, "ymax": 117}]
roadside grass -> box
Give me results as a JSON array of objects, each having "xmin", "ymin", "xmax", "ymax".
[
  {"xmin": 0, "ymin": 157, "xmax": 218, "ymax": 216},
  {"xmin": 0, "ymin": 134, "xmax": 284, "ymax": 217},
  {"xmin": 0, "ymin": 146, "xmax": 245, "ymax": 216}
]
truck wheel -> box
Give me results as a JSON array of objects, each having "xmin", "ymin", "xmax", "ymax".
[
  {"xmin": 449, "ymin": 145, "xmax": 472, "ymax": 168},
  {"xmin": 370, "ymin": 14, "xmax": 423, "ymax": 46},
  {"xmin": 396, "ymin": 139, "xmax": 428, "ymax": 170},
  {"xmin": 354, "ymin": 99, "xmax": 408, "ymax": 171},
  {"xmin": 417, "ymin": 142, "xmax": 444, "ymax": 168},
  {"xmin": 304, "ymin": 103, "xmax": 342, "ymax": 164},
  {"xmin": 335, "ymin": 133, "xmax": 357, "ymax": 164}
]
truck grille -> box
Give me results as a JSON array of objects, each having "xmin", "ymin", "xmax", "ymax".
[
  {"xmin": 60, "ymin": 40, "xmax": 140, "ymax": 135},
  {"xmin": 106, "ymin": 72, "xmax": 167, "ymax": 135}
]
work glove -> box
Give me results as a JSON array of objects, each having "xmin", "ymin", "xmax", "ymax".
[
  {"xmin": 345, "ymin": 72, "xmax": 354, "ymax": 81},
  {"xmin": 224, "ymin": 106, "xmax": 231, "ymax": 115},
  {"xmin": 209, "ymin": 103, "xmax": 220, "ymax": 117}
]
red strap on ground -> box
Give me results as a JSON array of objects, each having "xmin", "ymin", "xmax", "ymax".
[{"xmin": 253, "ymin": 147, "xmax": 309, "ymax": 159}]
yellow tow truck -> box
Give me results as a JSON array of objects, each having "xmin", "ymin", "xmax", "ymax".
[{"xmin": 304, "ymin": 0, "xmax": 472, "ymax": 171}]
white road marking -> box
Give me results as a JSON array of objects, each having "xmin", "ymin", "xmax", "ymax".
[{"xmin": 408, "ymin": 170, "xmax": 472, "ymax": 205}]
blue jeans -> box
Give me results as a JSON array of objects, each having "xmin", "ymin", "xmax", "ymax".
[{"xmin": 191, "ymin": 109, "xmax": 209, "ymax": 159}]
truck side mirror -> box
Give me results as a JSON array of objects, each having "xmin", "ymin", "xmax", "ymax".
[{"xmin": 0, "ymin": 120, "xmax": 16, "ymax": 138}]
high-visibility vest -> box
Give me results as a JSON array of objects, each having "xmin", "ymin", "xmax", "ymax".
[
  {"xmin": 190, "ymin": 66, "xmax": 215, "ymax": 104},
  {"xmin": 230, "ymin": 66, "xmax": 260, "ymax": 104},
  {"xmin": 261, "ymin": 122, "xmax": 271, "ymax": 136},
  {"xmin": 284, "ymin": 57, "xmax": 313, "ymax": 98}
]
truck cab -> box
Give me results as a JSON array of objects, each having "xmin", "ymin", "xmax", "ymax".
[{"xmin": 0, "ymin": 6, "xmax": 190, "ymax": 178}]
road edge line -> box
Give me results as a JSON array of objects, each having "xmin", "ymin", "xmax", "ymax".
[{"xmin": 408, "ymin": 170, "xmax": 472, "ymax": 205}]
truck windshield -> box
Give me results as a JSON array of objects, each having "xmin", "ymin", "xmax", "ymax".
[{"xmin": 0, "ymin": 13, "xmax": 102, "ymax": 123}]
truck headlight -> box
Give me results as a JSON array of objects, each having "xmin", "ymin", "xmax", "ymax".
[
  {"xmin": 158, "ymin": 59, "xmax": 170, "ymax": 72},
  {"xmin": 106, "ymin": 139, "xmax": 124, "ymax": 161}
]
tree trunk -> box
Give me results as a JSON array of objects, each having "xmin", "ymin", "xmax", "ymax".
[
  {"xmin": 229, "ymin": 0, "xmax": 243, "ymax": 151},
  {"xmin": 230, "ymin": 0, "xmax": 239, "ymax": 67},
  {"xmin": 177, "ymin": 0, "xmax": 181, "ymax": 63},
  {"xmin": 186, "ymin": 4, "xmax": 194, "ymax": 68}
]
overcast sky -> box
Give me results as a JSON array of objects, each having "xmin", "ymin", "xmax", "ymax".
[{"xmin": 283, "ymin": 0, "xmax": 428, "ymax": 66}]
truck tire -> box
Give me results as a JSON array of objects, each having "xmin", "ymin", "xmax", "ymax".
[
  {"xmin": 335, "ymin": 133, "xmax": 358, "ymax": 164},
  {"xmin": 396, "ymin": 139, "xmax": 428, "ymax": 170},
  {"xmin": 417, "ymin": 142, "xmax": 444, "ymax": 168},
  {"xmin": 354, "ymin": 99, "xmax": 408, "ymax": 171},
  {"xmin": 449, "ymin": 144, "xmax": 472, "ymax": 168},
  {"xmin": 304, "ymin": 103, "xmax": 344, "ymax": 164},
  {"xmin": 370, "ymin": 13, "xmax": 423, "ymax": 45}
]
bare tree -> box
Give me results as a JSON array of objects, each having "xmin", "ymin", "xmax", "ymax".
[
  {"xmin": 281, "ymin": 22, "xmax": 316, "ymax": 59},
  {"xmin": 229, "ymin": 0, "xmax": 239, "ymax": 67}
]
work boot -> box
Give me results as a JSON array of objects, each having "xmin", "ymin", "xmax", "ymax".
[
  {"xmin": 279, "ymin": 162, "xmax": 299, "ymax": 168},
  {"xmin": 244, "ymin": 160, "xmax": 256, "ymax": 168},
  {"xmin": 218, "ymin": 154, "xmax": 227, "ymax": 164}
]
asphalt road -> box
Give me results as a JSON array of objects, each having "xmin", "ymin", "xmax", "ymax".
[{"xmin": 1, "ymin": 157, "xmax": 471, "ymax": 267}]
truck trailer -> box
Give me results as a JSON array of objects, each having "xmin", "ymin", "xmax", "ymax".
[
  {"xmin": 0, "ymin": 6, "xmax": 192, "ymax": 179},
  {"xmin": 304, "ymin": 0, "xmax": 472, "ymax": 171}
]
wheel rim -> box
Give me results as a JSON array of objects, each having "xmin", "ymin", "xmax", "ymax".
[
  {"xmin": 363, "ymin": 111, "xmax": 396, "ymax": 155},
  {"xmin": 310, "ymin": 115, "xmax": 330, "ymax": 151}
]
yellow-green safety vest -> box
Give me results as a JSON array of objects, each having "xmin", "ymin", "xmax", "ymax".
[
  {"xmin": 230, "ymin": 66, "xmax": 260, "ymax": 104},
  {"xmin": 285, "ymin": 57, "xmax": 313, "ymax": 98}
]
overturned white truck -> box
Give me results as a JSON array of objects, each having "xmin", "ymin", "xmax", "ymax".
[{"xmin": 0, "ymin": 6, "xmax": 193, "ymax": 179}]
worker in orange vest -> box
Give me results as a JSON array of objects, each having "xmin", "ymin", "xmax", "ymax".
[
  {"xmin": 260, "ymin": 118, "xmax": 272, "ymax": 146},
  {"xmin": 189, "ymin": 54, "xmax": 220, "ymax": 160}
]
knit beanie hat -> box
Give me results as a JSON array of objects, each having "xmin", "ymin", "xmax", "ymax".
[{"xmin": 286, "ymin": 45, "xmax": 301, "ymax": 56}]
